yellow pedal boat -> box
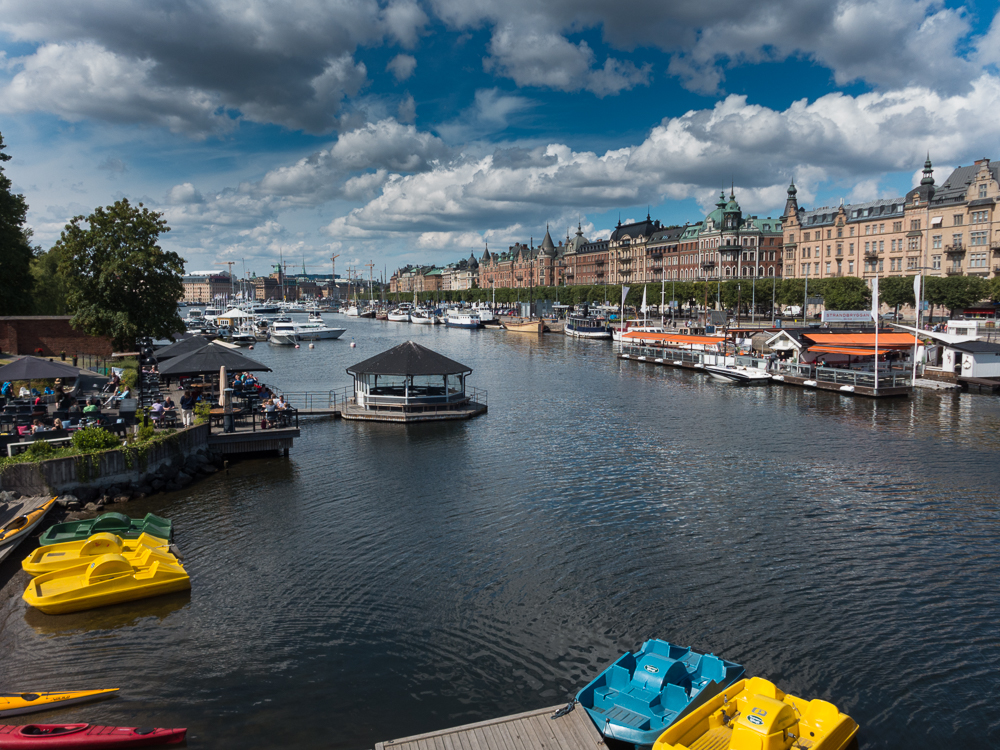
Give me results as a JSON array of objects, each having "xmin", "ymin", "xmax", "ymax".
[
  {"xmin": 23, "ymin": 548, "xmax": 191, "ymax": 615},
  {"xmin": 652, "ymin": 676, "xmax": 858, "ymax": 750},
  {"xmin": 0, "ymin": 688, "xmax": 119, "ymax": 717},
  {"xmin": 22, "ymin": 532, "xmax": 169, "ymax": 577}
]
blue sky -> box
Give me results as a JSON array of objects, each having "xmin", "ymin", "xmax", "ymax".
[{"xmin": 1, "ymin": 0, "xmax": 999, "ymax": 279}]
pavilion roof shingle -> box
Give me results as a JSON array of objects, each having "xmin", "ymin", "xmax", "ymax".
[{"xmin": 346, "ymin": 341, "xmax": 473, "ymax": 376}]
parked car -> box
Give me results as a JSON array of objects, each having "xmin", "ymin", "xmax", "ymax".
[{"xmin": 881, "ymin": 312, "xmax": 899, "ymax": 321}]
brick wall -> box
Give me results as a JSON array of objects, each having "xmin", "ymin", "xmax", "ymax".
[{"xmin": 0, "ymin": 317, "xmax": 114, "ymax": 357}]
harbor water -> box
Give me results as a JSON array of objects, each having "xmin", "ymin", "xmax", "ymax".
[{"xmin": 2, "ymin": 315, "xmax": 999, "ymax": 748}]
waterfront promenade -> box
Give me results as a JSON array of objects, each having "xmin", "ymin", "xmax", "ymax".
[{"xmin": 1, "ymin": 314, "xmax": 999, "ymax": 749}]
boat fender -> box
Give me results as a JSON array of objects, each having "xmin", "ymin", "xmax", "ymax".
[{"xmin": 551, "ymin": 702, "xmax": 575, "ymax": 719}]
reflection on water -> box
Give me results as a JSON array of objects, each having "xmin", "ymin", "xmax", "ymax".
[{"xmin": 1, "ymin": 315, "xmax": 999, "ymax": 748}]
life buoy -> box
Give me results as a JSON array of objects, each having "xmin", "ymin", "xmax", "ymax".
[{"xmin": 962, "ymin": 359, "xmax": 972, "ymax": 370}]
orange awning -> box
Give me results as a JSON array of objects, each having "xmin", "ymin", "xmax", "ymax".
[
  {"xmin": 808, "ymin": 346, "xmax": 894, "ymax": 356},
  {"xmin": 803, "ymin": 332, "xmax": 917, "ymax": 349},
  {"xmin": 621, "ymin": 332, "xmax": 726, "ymax": 346}
]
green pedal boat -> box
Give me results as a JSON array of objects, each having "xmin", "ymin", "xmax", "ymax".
[{"xmin": 39, "ymin": 512, "xmax": 173, "ymax": 546}]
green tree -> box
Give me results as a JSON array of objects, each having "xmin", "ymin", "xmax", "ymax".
[
  {"xmin": 30, "ymin": 245, "xmax": 70, "ymax": 315},
  {"xmin": 879, "ymin": 275, "xmax": 915, "ymax": 317},
  {"xmin": 823, "ymin": 276, "xmax": 870, "ymax": 310},
  {"xmin": 989, "ymin": 275, "xmax": 1000, "ymax": 304},
  {"xmin": 929, "ymin": 275, "xmax": 989, "ymax": 317},
  {"xmin": 56, "ymin": 199, "xmax": 185, "ymax": 350},
  {"xmin": 0, "ymin": 133, "xmax": 35, "ymax": 315}
]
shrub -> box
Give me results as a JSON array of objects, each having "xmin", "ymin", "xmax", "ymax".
[
  {"xmin": 135, "ymin": 421, "xmax": 156, "ymax": 442},
  {"xmin": 194, "ymin": 401, "xmax": 212, "ymax": 424},
  {"xmin": 71, "ymin": 425, "xmax": 121, "ymax": 453},
  {"xmin": 26, "ymin": 440, "xmax": 57, "ymax": 458}
]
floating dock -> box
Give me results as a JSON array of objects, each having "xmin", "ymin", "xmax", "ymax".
[{"xmin": 375, "ymin": 704, "xmax": 607, "ymax": 750}]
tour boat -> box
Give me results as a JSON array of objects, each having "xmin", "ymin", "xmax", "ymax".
[
  {"xmin": 651, "ymin": 676, "xmax": 858, "ymax": 750},
  {"xmin": 445, "ymin": 310, "xmax": 482, "ymax": 329},
  {"xmin": 0, "ymin": 498, "xmax": 57, "ymax": 563},
  {"xmin": 0, "ymin": 690, "xmax": 119, "ymax": 719},
  {"xmin": 292, "ymin": 321, "xmax": 346, "ymax": 340},
  {"xmin": 23, "ymin": 533, "xmax": 169, "ymax": 577},
  {"xmin": 23, "ymin": 548, "xmax": 191, "ymax": 615},
  {"xmin": 0, "ymin": 724, "xmax": 186, "ymax": 748},
  {"xmin": 703, "ymin": 364, "xmax": 772, "ymax": 384},
  {"xmin": 39, "ymin": 513, "xmax": 172, "ymax": 547},
  {"xmin": 612, "ymin": 321, "xmax": 666, "ymax": 342},
  {"xmin": 565, "ymin": 313, "xmax": 611, "ymax": 339},
  {"xmin": 576, "ymin": 639, "xmax": 744, "ymax": 749}
]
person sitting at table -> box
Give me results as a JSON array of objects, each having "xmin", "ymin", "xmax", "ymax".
[
  {"xmin": 83, "ymin": 398, "xmax": 100, "ymax": 415},
  {"xmin": 150, "ymin": 399, "xmax": 164, "ymax": 425},
  {"xmin": 33, "ymin": 395, "xmax": 45, "ymax": 407},
  {"xmin": 30, "ymin": 419, "xmax": 48, "ymax": 434},
  {"xmin": 162, "ymin": 395, "xmax": 175, "ymax": 410},
  {"xmin": 275, "ymin": 395, "xmax": 287, "ymax": 411},
  {"xmin": 67, "ymin": 402, "xmax": 82, "ymax": 420},
  {"xmin": 52, "ymin": 417, "xmax": 64, "ymax": 430}
]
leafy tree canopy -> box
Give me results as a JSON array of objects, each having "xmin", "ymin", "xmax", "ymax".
[
  {"xmin": 0, "ymin": 132, "xmax": 35, "ymax": 315},
  {"xmin": 925, "ymin": 275, "xmax": 990, "ymax": 316},
  {"xmin": 823, "ymin": 276, "xmax": 870, "ymax": 310},
  {"xmin": 56, "ymin": 199, "xmax": 185, "ymax": 350},
  {"xmin": 878, "ymin": 275, "xmax": 916, "ymax": 309}
]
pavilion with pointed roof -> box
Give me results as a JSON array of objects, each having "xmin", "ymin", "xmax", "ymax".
[{"xmin": 341, "ymin": 341, "xmax": 487, "ymax": 422}]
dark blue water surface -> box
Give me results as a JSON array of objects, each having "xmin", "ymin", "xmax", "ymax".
[{"xmin": 2, "ymin": 315, "xmax": 1000, "ymax": 748}]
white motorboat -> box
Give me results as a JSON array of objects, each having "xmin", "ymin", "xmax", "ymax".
[
  {"xmin": 344, "ymin": 306, "xmax": 362, "ymax": 317},
  {"xmin": 293, "ymin": 321, "xmax": 346, "ymax": 340},
  {"xmin": 269, "ymin": 321, "xmax": 299, "ymax": 345},
  {"xmin": 410, "ymin": 311, "xmax": 435, "ymax": 325},
  {"xmin": 703, "ymin": 364, "xmax": 772, "ymax": 384},
  {"xmin": 445, "ymin": 309, "xmax": 482, "ymax": 329},
  {"xmin": 387, "ymin": 309, "xmax": 411, "ymax": 322}
]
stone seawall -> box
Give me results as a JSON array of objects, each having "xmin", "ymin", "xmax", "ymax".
[{"xmin": 0, "ymin": 424, "xmax": 216, "ymax": 501}]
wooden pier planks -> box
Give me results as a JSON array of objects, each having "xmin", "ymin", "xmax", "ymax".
[{"xmin": 375, "ymin": 704, "xmax": 608, "ymax": 750}]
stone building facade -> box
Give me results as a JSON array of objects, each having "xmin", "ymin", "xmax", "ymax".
[{"xmin": 782, "ymin": 157, "xmax": 1000, "ymax": 281}]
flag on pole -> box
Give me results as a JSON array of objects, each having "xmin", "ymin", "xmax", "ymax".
[
  {"xmin": 621, "ymin": 286, "xmax": 630, "ymax": 306},
  {"xmin": 640, "ymin": 286, "xmax": 648, "ymax": 314},
  {"xmin": 913, "ymin": 274, "xmax": 922, "ymax": 307},
  {"xmin": 872, "ymin": 276, "xmax": 880, "ymax": 392}
]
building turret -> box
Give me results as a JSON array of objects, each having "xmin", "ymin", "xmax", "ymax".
[
  {"xmin": 538, "ymin": 224, "xmax": 557, "ymax": 258},
  {"xmin": 782, "ymin": 181, "xmax": 799, "ymax": 219}
]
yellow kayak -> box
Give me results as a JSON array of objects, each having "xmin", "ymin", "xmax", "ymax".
[
  {"xmin": 23, "ymin": 548, "xmax": 191, "ymax": 615},
  {"xmin": 652, "ymin": 676, "xmax": 858, "ymax": 750},
  {"xmin": 0, "ymin": 498, "xmax": 57, "ymax": 562},
  {"xmin": 0, "ymin": 688, "xmax": 119, "ymax": 717},
  {"xmin": 22, "ymin": 532, "xmax": 170, "ymax": 577}
]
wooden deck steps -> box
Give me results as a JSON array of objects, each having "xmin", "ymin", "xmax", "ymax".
[{"xmin": 375, "ymin": 704, "xmax": 608, "ymax": 750}]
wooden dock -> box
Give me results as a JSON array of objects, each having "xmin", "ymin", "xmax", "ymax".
[
  {"xmin": 375, "ymin": 704, "xmax": 607, "ymax": 750},
  {"xmin": 207, "ymin": 425, "xmax": 300, "ymax": 455}
]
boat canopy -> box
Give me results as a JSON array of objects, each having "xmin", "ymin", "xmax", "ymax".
[
  {"xmin": 803, "ymin": 332, "xmax": 916, "ymax": 349},
  {"xmin": 621, "ymin": 332, "xmax": 726, "ymax": 346},
  {"xmin": 808, "ymin": 346, "xmax": 895, "ymax": 356}
]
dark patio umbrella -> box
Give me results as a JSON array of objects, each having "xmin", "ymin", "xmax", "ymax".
[
  {"xmin": 153, "ymin": 335, "xmax": 212, "ymax": 361},
  {"xmin": 157, "ymin": 343, "xmax": 271, "ymax": 376},
  {"xmin": 0, "ymin": 356, "xmax": 90, "ymax": 382}
]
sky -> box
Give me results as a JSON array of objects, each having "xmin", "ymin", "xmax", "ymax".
[{"xmin": 2, "ymin": 0, "xmax": 1000, "ymax": 280}]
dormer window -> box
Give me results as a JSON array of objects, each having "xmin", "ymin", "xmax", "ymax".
[{"xmin": 980, "ymin": 183, "xmax": 988, "ymax": 198}]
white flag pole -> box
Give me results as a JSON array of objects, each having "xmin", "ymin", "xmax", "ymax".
[
  {"xmin": 911, "ymin": 274, "xmax": 922, "ymax": 383},
  {"xmin": 871, "ymin": 276, "xmax": 880, "ymax": 392},
  {"xmin": 641, "ymin": 286, "xmax": 648, "ymax": 321}
]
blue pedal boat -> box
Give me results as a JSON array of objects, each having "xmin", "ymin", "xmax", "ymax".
[{"xmin": 575, "ymin": 639, "xmax": 744, "ymax": 749}]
